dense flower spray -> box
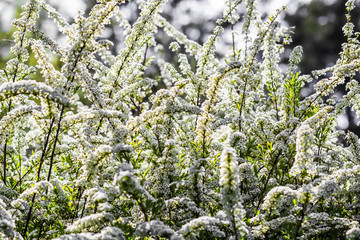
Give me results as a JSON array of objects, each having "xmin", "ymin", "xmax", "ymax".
[{"xmin": 0, "ymin": 0, "xmax": 360, "ymax": 239}]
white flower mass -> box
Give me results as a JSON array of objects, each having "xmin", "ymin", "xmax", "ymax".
[{"xmin": 0, "ymin": 0, "xmax": 359, "ymax": 239}]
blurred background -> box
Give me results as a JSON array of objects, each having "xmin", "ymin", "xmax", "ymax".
[{"xmin": 0, "ymin": 0, "xmax": 359, "ymax": 135}]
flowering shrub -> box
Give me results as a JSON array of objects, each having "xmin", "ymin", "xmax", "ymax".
[{"xmin": 0, "ymin": 0, "xmax": 360, "ymax": 239}]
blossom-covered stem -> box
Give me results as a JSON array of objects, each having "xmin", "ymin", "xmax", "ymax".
[
  {"xmin": 96, "ymin": 36, "xmax": 150, "ymax": 132},
  {"xmin": 243, "ymin": 0, "xmax": 257, "ymax": 59},
  {"xmin": 96, "ymin": 41, "xmax": 150, "ymax": 132},
  {"xmin": 2, "ymin": 0, "xmax": 35, "ymax": 187},
  {"xmin": 195, "ymin": 0, "xmax": 242, "ymax": 107},
  {"xmin": 39, "ymin": 2, "xmax": 121, "ymax": 204},
  {"xmin": 198, "ymin": 0, "xmax": 242, "ymax": 78},
  {"xmin": 111, "ymin": 1, "xmax": 161, "ymax": 93},
  {"xmin": 197, "ymin": 62, "xmax": 242, "ymax": 157},
  {"xmin": 238, "ymin": 7, "xmax": 285, "ymax": 131},
  {"xmin": 65, "ymin": 1, "xmax": 121, "ymax": 85},
  {"xmin": 132, "ymin": 43, "xmax": 149, "ymax": 115},
  {"xmin": 9, "ymin": 6, "xmax": 32, "ymax": 84}
]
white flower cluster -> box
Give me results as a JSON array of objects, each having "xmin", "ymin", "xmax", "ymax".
[
  {"xmin": 135, "ymin": 220, "xmax": 183, "ymax": 240},
  {"xmin": 290, "ymin": 106, "xmax": 333, "ymax": 178},
  {"xmin": 0, "ymin": 80, "xmax": 70, "ymax": 106},
  {"xmin": 56, "ymin": 227, "xmax": 125, "ymax": 240},
  {"xmin": 114, "ymin": 163, "xmax": 156, "ymax": 203},
  {"xmin": 179, "ymin": 216, "xmax": 228, "ymax": 239},
  {"xmin": 220, "ymin": 147, "xmax": 239, "ymax": 210},
  {"xmin": 0, "ymin": 199, "xmax": 17, "ymax": 239}
]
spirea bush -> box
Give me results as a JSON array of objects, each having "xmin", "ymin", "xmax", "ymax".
[{"xmin": 1, "ymin": 0, "xmax": 360, "ymax": 239}]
